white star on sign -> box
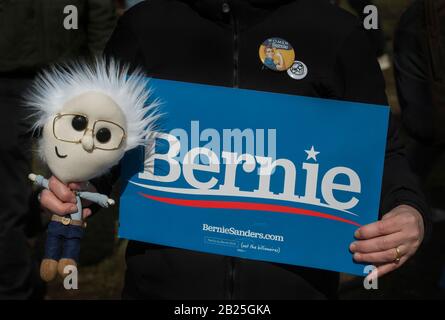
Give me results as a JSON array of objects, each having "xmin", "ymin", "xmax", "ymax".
[{"xmin": 305, "ymin": 146, "xmax": 320, "ymax": 161}]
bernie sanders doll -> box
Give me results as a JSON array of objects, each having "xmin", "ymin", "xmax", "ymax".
[{"xmin": 25, "ymin": 59, "xmax": 158, "ymax": 282}]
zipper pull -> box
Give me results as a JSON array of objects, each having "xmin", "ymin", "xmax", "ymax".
[{"xmin": 222, "ymin": 2, "xmax": 230, "ymax": 14}]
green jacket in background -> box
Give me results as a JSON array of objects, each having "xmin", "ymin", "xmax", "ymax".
[{"xmin": 0, "ymin": 0, "xmax": 117, "ymax": 73}]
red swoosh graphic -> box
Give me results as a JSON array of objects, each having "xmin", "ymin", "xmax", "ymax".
[{"xmin": 138, "ymin": 192, "xmax": 361, "ymax": 227}]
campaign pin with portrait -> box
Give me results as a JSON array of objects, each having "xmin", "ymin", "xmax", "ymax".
[{"xmin": 259, "ymin": 38, "xmax": 295, "ymax": 72}]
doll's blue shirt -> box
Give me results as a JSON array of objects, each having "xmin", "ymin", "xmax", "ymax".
[{"xmin": 34, "ymin": 175, "xmax": 109, "ymax": 221}]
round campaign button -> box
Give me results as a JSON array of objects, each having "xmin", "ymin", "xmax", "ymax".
[
  {"xmin": 287, "ymin": 60, "xmax": 308, "ymax": 80},
  {"xmin": 259, "ymin": 38, "xmax": 295, "ymax": 72}
]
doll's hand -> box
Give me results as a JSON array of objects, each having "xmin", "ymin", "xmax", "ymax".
[{"xmin": 39, "ymin": 176, "xmax": 92, "ymax": 219}]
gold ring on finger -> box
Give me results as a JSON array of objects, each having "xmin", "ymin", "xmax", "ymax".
[{"xmin": 394, "ymin": 246, "xmax": 402, "ymax": 263}]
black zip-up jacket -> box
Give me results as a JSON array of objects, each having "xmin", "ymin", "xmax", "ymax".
[
  {"xmin": 103, "ymin": 0, "xmax": 431, "ymax": 299},
  {"xmin": 394, "ymin": 0, "xmax": 445, "ymax": 144},
  {"xmin": 0, "ymin": 0, "xmax": 116, "ymax": 73}
]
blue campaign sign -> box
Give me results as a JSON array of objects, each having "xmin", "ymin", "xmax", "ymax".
[{"xmin": 119, "ymin": 78, "xmax": 390, "ymax": 276}]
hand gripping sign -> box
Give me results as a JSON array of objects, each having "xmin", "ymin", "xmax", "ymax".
[{"xmin": 119, "ymin": 79, "xmax": 390, "ymax": 276}]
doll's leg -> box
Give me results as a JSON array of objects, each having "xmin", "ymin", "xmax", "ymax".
[
  {"xmin": 58, "ymin": 226, "xmax": 84, "ymax": 278},
  {"xmin": 41, "ymin": 221, "xmax": 63, "ymax": 282}
]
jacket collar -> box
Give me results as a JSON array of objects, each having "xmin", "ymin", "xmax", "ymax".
[{"xmin": 182, "ymin": 0, "xmax": 297, "ymax": 27}]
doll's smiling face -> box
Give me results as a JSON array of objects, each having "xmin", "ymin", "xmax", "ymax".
[{"xmin": 41, "ymin": 91, "xmax": 127, "ymax": 183}]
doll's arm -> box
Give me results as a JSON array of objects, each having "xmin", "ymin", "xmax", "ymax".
[
  {"xmin": 28, "ymin": 173, "xmax": 49, "ymax": 190},
  {"xmin": 28, "ymin": 174, "xmax": 114, "ymax": 208},
  {"xmin": 77, "ymin": 191, "xmax": 115, "ymax": 208}
]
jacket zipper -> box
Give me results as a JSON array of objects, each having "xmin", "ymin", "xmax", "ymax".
[
  {"xmin": 226, "ymin": 11, "xmax": 239, "ymax": 300},
  {"xmin": 227, "ymin": 257, "xmax": 235, "ymax": 299},
  {"xmin": 39, "ymin": 2, "xmax": 47, "ymax": 62}
]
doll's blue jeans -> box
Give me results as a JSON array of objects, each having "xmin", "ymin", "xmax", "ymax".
[{"xmin": 44, "ymin": 221, "xmax": 84, "ymax": 262}]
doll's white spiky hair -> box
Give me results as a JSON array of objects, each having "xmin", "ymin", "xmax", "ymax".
[{"xmin": 26, "ymin": 58, "xmax": 159, "ymax": 152}]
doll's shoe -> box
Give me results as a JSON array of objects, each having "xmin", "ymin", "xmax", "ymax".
[
  {"xmin": 58, "ymin": 258, "xmax": 77, "ymax": 278},
  {"xmin": 40, "ymin": 259, "xmax": 58, "ymax": 282}
]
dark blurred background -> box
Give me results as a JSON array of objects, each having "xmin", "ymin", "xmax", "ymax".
[{"xmin": 0, "ymin": 0, "xmax": 444, "ymax": 299}]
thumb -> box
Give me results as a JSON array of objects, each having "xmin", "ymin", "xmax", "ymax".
[{"xmin": 82, "ymin": 208, "xmax": 92, "ymax": 219}]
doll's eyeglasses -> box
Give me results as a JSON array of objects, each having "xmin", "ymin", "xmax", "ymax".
[{"xmin": 53, "ymin": 113, "xmax": 127, "ymax": 151}]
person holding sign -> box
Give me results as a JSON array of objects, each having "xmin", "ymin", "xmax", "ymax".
[{"xmin": 38, "ymin": 0, "xmax": 431, "ymax": 299}]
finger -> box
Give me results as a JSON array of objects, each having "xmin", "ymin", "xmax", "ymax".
[
  {"xmin": 353, "ymin": 245, "xmax": 408, "ymax": 264},
  {"xmin": 69, "ymin": 181, "xmax": 97, "ymax": 193},
  {"xmin": 68, "ymin": 182, "xmax": 85, "ymax": 191},
  {"xmin": 48, "ymin": 176, "xmax": 76, "ymax": 203},
  {"xmin": 40, "ymin": 189, "xmax": 78, "ymax": 216},
  {"xmin": 82, "ymin": 208, "xmax": 92, "ymax": 219},
  {"xmin": 364, "ymin": 266, "xmax": 379, "ymax": 283},
  {"xmin": 368, "ymin": 256, "xmax": 408, "ymax": 280},
  {"xmin": 67, "ymin": 182, "xmax": 93, "ymax": 208},
  {"xmin": 355, "ymin": 216, "xmax": 402, "ymax": 239},
  {"xmin": 350, "ymin": 232, "xmax": 404, "ymax": 253}
]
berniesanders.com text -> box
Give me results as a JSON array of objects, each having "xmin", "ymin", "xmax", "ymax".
[{"xmin": 202, "ymin": 224, "xmax": 284, "ymax": 242}]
